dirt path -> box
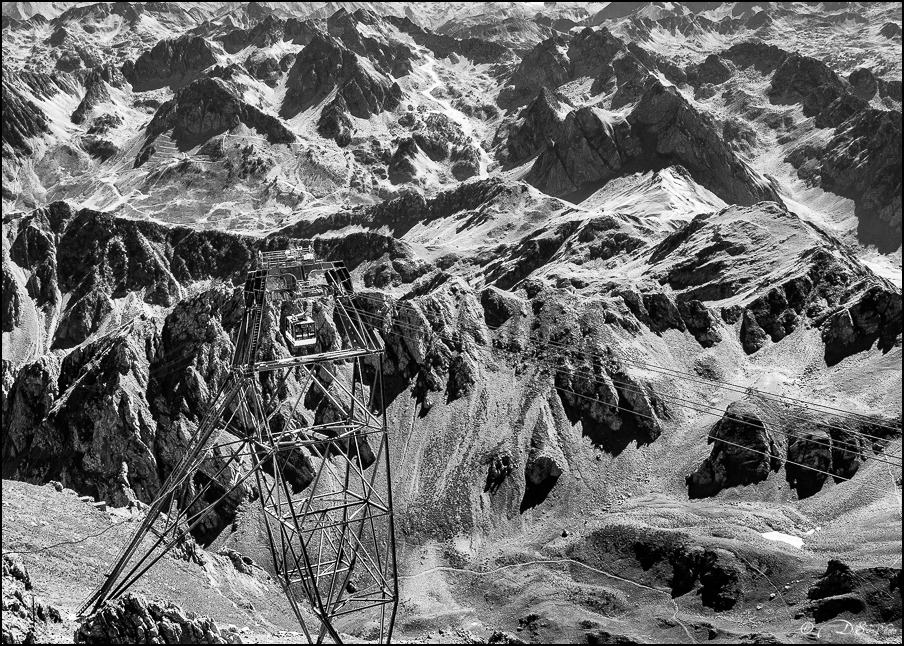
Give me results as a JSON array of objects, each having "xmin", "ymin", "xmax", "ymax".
[{"xmin": 399, "ymin": 556, "xmax": 697, "ymax": 643}]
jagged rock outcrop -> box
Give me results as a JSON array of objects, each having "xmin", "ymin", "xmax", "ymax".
[
  {"xmin": 805, "ymin": 560, "xmax": 902, "ymax": 624},
  {"xmin": 768, "ymin": 52, "xmax": 846, "ymax": 109},
  {"xmin": 649, "ymin": 202, "xmax": 900, "ymax": 356},
  {"xmin": 280, "ymin": 178, "xmax": 508, "ymax": 240},
  {"xmin": 387, "ymin": 137, "xmax": 422, "ymax": 184},
  {"xmin": 499, "ymin": 87, "xmax": 567, "ymax": 167},
  {"xmin": 140, "ymin": 77, "xmax": 295, "ymax": 157},
  {"xmin": 722, "ymin": 40, "xmax": 788, "ymax": 74},
  {"xmin": 521, "ymin": 416, "xmax": 565, "ymax": 510},
  {"xmin": 605, "ymin": 51, "xmax": 656, "ymax": 109},
  {"xmin": 525, "ymin": 81, "xmax": 778, "ymax": 205},
  {"xmin": 722, "ymin": 43, "xmax": 902, "ymax": 245},
  {"xmin": 3, "ymin": 320, "xmax": 164, "ymax": 506},
  {"xmin": 75, "ymin": 593, "xmax": 243, "ymax": 644},
  {"xmin": 629, "ymin": 82, "xmax": 781, "ymax": 206},
  {"xmin": 498, "ymin": 27, "xmax": 668, "ymax": 111},
  {"xmin": 480, "ymin": 286, "xmax": 527, "ymax": 330},
  {"xmin": 326, "ymin": 9, "xmax": 413, "ymax": 78},
  {"xmin": 524, "ymin": 107, "xmax": 639, "ymax": 197},
  {"xmin": 243, "ymin": 52, "xmax": 282, "ymax": 87},
  {"xmin": 678, "ymin": 299, "xmax": 722, "ymax": 347},
  {"xmin": 71, "ymin": 65, "xmax": 126, "ymax": 125},
  {"xmin": 686, "ymin": 401, "xmax": 781, "ymax": 498},
  {"xmin": 567, "ymin": 27, "xmax": 625, "ymax": 81},
  {"xmin": 2, "ymin": 554, "xmax": 63, "ymax": 645},
  {"xmin": 626, "ymin": 42, "xmax": 686, "ymax": 86},
  {"xmin": 780, "ymin": 412, "xmax": 890, "ymax": 501},
  {"xmin": 686, "ymin": 54, "xmax": 733, "ymax": 89},
  {"xmin": 281, "ymin": 33, "xmax": 401, "ymax": 120},
  {"xmin": 848, "ymin": 67, "xmax": 880, "ymax": 101},
  {"xmin": 785, "ymin": 426, "xmax": 834, "ymax": 499},
  {"xmin": 879, "ymin": 22, "xmax": 902, "ymax": 38},
  {"xmin": 219, "ymin": 14, "xmax": 320, "ymax": 54},
  {"xmin": 122, "ymin": 34, "xmax": 218, "ymax": 92},
  {"xmin": 568, "ymin": 525, "xmax": 745, "ymax": 610},
  {"xmin": 317, "ymin": 95, "xmax": 354, "ymax": 146},
  {"xmin": 1, "ymin": 74, "xmax": 50, "ymax": 158},
  {"xmin": 821, "ymin": 285, "xmax": 902, "ymax": 364},
  {"xmin": 386, "ymin": 15, "xmax": 509, "ymax": 64},
  {"xmin": 498, "ymin": 35, "xmax": 570, "ymax": 109},
  {"xmin": 484, "ymin": 451, "xmax": 514, "ymax": 493},
  {"xmin": 788, "ymin": 107, "xmax": 902, "ymax": 250}
]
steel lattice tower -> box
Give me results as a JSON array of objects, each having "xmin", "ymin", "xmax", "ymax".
[{"xmin": 79, "ymin": 248, "xmax": 399, "ymax": 644}]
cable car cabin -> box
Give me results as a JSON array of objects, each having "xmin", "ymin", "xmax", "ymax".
[{"xmin": 285, "ymin": 314, "xmax": 317, "ymax": 355}]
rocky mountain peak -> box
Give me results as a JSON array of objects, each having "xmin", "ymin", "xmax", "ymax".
[
  {"xmin": 139, "ymin": 76, "xmax": 294, "ymax": 159},
  {"xmin": 629, "ymin": 81, "xmax": 781, "ymax": 206},
  {"xmin": 281, "ymin": 31, "xmax": 401, "ymax": 125},
  {"xmin": 1, "ymin": 3, "xmax": 902, "ymax": 641},
  {"xmin": 122, "ymin": 33, "xmax": 219, "ymax": 92}
]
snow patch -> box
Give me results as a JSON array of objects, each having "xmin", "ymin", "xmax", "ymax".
[{"xmin": 761, "ymin": 531, "xmax": 804, "ymax": 549}]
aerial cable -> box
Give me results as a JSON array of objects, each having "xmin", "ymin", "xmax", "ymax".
[{"xmin": 343, "ymin": 305, "xmax": 902, "ymax": 468}]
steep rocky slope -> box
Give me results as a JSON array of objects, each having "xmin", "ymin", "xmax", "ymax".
[{"xmin": 2, "ymin": 2, "xmax": 902, "ymax": 643}]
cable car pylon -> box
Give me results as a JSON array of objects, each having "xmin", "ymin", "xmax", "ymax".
[{"xmin": 79, "ymin": 246, "xmax": 399, "ymax": 644}]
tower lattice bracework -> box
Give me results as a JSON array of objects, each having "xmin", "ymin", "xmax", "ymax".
[{"xmin": 79, "ymin": 248, "xmax": 399, "ymax": 644}]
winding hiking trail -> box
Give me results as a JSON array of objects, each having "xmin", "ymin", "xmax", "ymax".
[{"xmin": 399, "ymin": 556, "xmax": 697, "ymax": 643}]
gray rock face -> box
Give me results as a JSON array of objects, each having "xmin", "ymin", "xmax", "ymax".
[
  {"xmin": 141, "ymin": 77, "xmax": 295, "ymax": 156},
  {"xmin": 525, "ymin": 81, "xmax": 779, "ymax": 206},
  {"xmin": 629, "ymin": 83, "xmax": 781, "ymax": 206},
  {"xmin": 498, "ymin": 35, "xmax": 571, "ymax": 109},
  {"xmin": 650, "ymin": 203, "xmax": 899, "ymax": 357},
  {"xmin": 525, "ymin": 106, "xmax": 639, "ymax": 197},
  {"xmin": 808, "ymin": 108, "xmax": 901, "ymax": 249},
  {"xmin": 686, "ymin": 401, "xmax": 781, "ymax": 498},
  {"xmin": 122, "ymin": 34, "xmax": 218, "ymax": 92},
  {"xmin": 498, "ymin": 87, "xmax": 568, "ymax": 166},
  {"xmin": 71, "ymin": 64, "xmax": 126, "ymax": 125},
  {"xmin": 686, "ymin": 53, "xmax": 733, "ymax": 88},
  {"xmin": 4, "ymin": 320, "xmax": 163, "ymax": 506},
  {"xmin": 879, "ymin": 22, "xmax": 902, "ymax": 38},
  {"xmin": 569, "ymin": 525, "xmax": 745, "ymax": 611},
  {"xmin": 386, "ymin": 15, "xmax": 509, "ymax": 65},
  {"xmin": 1, "ymin": 74, "xmax": 50, "ymax": 160},
  {"xmin": 326, "ymin": 9, "xmax": 414, "ymax": 78},
  {"xmin": 521, "ymin": 417, "xmax": 566, "ymax": 511},
  {"xmin": 317, "ymin": 95, "xmax": 354, "ymax": 146},
  {"xmin": 243, "ymin": 52, "xmax": 282, "ymax": 87},
  {"xmin": 75, "ymin": 592, "xmax": 243, "ymax": 644},
  {"xmin": 805, "ymin": 560, "xmax": 902, "ymax": 624},
  {"xmin": 567, "ymin": 27, "xmax": 625, "ymax": 80},
  {"xmin": 822, "ymin": 285, "xmax": 902, "ymax": 364},
  {"xmin": 281, "ymin": 33, "xmax": 401, "ymax": 121},
  {"xmin": 848, "ymin": 67, "xmax": 879, "ymax": 101},
  {"xmin": 785, "ymin": 426, "xmax": 834, "ymax": 499},
  {"xmin": 768, "ymin": 52, "xmax": 846, "ymax": 108},
  {"xmin": 678, "ymin": 300, "xmax": 722, "ymax": 347},
  {"xmin": 2, "ymin": 555, "xmax": 64, "ymax": 645}
]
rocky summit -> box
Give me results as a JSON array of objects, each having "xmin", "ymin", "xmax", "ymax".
[{"xmin": 1, "ymin": 2, "xmax": 902, "ymax": 645}]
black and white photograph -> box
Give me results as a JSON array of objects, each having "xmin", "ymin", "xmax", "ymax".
[{"xmin": 1, "ymin": 1, "xmax": 901, "ymax": 643}]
